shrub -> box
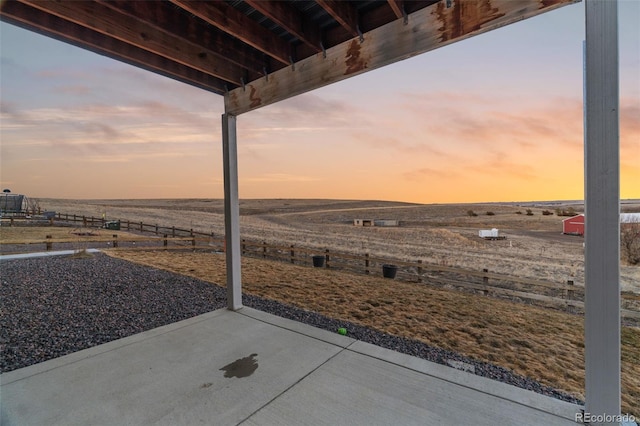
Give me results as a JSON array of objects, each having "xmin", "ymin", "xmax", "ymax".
[
  {"xmin": 486, "ymin": 211, "xmax": 495, "ymax": 216},
  {"xmin": 467, "ymin": 210, "xmax": 478, "ymax": 217},
  {"xmin": 542, "ymin": 210, "xmax": 553, "ymax": 216},
  {"xmin": 621, "ymin": 223, "xmax": 640, "ymax": 265},
  {"xmin": 515, "ymin": 211, "xmax": 522, "ymax": 215},
  {"xmin": 526, "ymin": 209, "xmax": 534, "ymax": 216}
]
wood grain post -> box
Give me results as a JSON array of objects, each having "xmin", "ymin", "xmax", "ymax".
[
  {"xmin": 365, "ymin": 253, "xmax": 370, "ymax": 275},
  {"xmin": 46, "ymin": 235, "xmax": 52, "ymax": 251}
]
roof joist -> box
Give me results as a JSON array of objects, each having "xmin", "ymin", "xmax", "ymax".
[
  {"xmin": 316, "ymin": 0, "xmax": 359, "ymax": 38},
  {"xmin": 225, "ymin": 0, "xmax": 578, "ymax": 115},
  {"xmin": 169, "ymin": 0, "xmax": 292, "ymax": 66}
]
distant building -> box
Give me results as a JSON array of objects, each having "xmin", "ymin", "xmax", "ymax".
[
  {"xmin": 562, "ymin": 214, "xmax": 585, "ymax": 235},
  {"xmin": 353, "ymin": 219, "xmax": 400, "ymax": 227},
  {"xmin": 562, "ymin": 213, "xmax": 639, "ymax": 236},
  {"xmin": 373, "ymin": 219, "xmax": 400, "ymax": 227},
  {"xmin": 0, "ymin": 193, "xmax": 26, "ymax": 215}
]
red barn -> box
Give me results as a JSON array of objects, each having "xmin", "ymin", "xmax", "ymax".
[{"xmin": 563, "ymin": 214, "xmax": 585, "ymax": 235}]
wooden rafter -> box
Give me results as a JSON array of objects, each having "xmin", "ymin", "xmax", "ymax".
[
  {"xmin": 225, "ymin": 0, "xmax": 578, "ymax": 115},
  {"xmin": 18, "ymin": 0, "xmax": 246, "ymax": 85},
  {"xmin": 387, "ymin": 0, "xmax": 404, "ymax": 19},
  {"xmin": 244, "ymin": 0, "xmax": 322, "ymax": 54},
  {"xmin": 0, "ymin": 1, "xmax": 229, "ymax": 94},
  {"xmin": 316, "ymin": 0, "xmax": 359, "ymax": 38},
  {"xmin": 98, "ymin": 0, "xmax": 266, "ymax": 78},
  {"xmin": 169, "ymin": 0, "xmax": 291, "ymax": 66}
]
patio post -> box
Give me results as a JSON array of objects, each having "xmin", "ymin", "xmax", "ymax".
[
  {"xmin": 222, "ymin": 112, "xmax": 242, "ymax": 310},
  {"xmin": 584, "ymin": 0, "xmax": 620, "ymax": 421}
]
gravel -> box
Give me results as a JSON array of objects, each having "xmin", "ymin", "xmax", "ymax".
[{"xmin": 0, "ymin": 252, "xmax": 582, "ymax": 406}]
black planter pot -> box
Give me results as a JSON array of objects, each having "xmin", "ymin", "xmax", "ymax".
[
  {"xmin": 312, "ymin": 255, "xmax": 325, "ymax": 268},
  {"xmin": 382, "ymin": 264, "xmax": 398, "ymax": 279}
]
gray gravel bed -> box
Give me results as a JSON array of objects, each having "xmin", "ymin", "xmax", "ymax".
[{"xmin": 0, "ymin": 253, "xmax": 582, "ymax": 406}]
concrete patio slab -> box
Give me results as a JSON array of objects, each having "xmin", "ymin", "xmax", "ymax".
[{"xmin": 0, "ymin": 307, "xmax": 581, "ymax": 426}]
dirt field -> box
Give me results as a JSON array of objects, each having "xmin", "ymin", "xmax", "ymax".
[{"xmin": 36, "ymin": 198, "xmax": 640, "ymax": 293}]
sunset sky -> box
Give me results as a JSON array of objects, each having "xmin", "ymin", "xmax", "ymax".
[{"xmin": 1, "ymin": 1, "xmax": 639, "ymax": 203}]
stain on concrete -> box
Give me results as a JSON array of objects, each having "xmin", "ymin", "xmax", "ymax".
[{"xmin": 220, "ymin": 353, "xmax": 258, "ymax": 378}]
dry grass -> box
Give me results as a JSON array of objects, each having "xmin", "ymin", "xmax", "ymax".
[
  {"xmin": 105, "ymin": 249, "xmax": 639, "ymax": 415},
  {"xmin": 0, "ymin": 226, "xmax": 148, "ymax": 244}
]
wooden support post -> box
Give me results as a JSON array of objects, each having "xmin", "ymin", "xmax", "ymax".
[
  {"xmin": 112, "ymin": 235, "xmax": 118, "ymax": 248},
  {"xmin": 10, "ymin": 217, "xmax": 14, "ymax": 227},
  {"xmin": 222, "ymin": 112, "xmax": 242, "ymax": 310},
  {"xmin": 155, "ymin": 224, "xmax": 158, "ymax": 235},
  {"xmin": 83, "ymin": 216, "xmax": 87, "ymax": 227},
  {"xmin": 584, "ymin": 0, "xmax": 620, "ymax": 419},
  {"xmin": 241, "ymin": 239, "xmax": 246, "ymax": 255},
  {"xmin": 172, "ymin": 226, "xmax": 176, "ymax": 237},
  {"xmin": 262, "ymin": 241, "xmax": 267, "ymax": 259},
  {"xmin": 482, "ymin": 268, "xmax": 489, "ymax": 284},
  {"xmin": 325, "ymin": 249, "xmax": 330, "ymax": 269},
  {"xmin": 163, "ymin": 234, "xmax": 168, "ymax": 249},
  {"xmin": 417, "ymin": 259, "xmax": 423, "ymax": 283},
  {"xmin": 126, "ymin": 220, "xmax": 130, "ymax": 231},
  {"xmin": 290, "ymin": 245, "xmax": 295, "ymax": 264},
  {"xmin": 365, "ymin": 253, "xmax": 370, "ymax": 275},
  {"xmin": 139, "ymin": 221, "xmax": 143, "ymax": 232},
  {"xmin": 46, "ymin": 235, "xmax": 52, "ymax": 251}
]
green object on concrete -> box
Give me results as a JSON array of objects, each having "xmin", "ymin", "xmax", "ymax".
[{"xmin": 337, "ymin": 328, "xmax": 347, "ymax": 336}]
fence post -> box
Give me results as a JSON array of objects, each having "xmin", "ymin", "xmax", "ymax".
[
  {"xmin": 241, "ymin": 239, "xmax": 246, "ymax": 255},
  {"xmin": 325, "ymin": 249, "xmax": 330, "ymax": 269},
  {"xmin": 290, "ymin": 245, "xmax": 295, "ymax": 264},
  {"xmin": 172, "ymin": 226, "xmax": 176, "ymax": 238},
  {"xmin": 262, "ymin": 241, "xmax": 267, "ymax": 259},
  {"xmin": 10, "ymin": 217, "xmax": 14, "ymax": 227},
  {"xmin": 566, "ymin": 280, "xmax": 575, "ymax": 300},
  {"xmin": 155, "ymin": 224, "xmax": 158, "ymax": 235},
  {"xmin": 417, "ymin": 259, "xmax": 423, "ymax": 283},
  {"xmin": 482, "ymin": 268, "xmax": 489, "ymax": 284},
  {"xmin": 46, "ymin": 235, "xmax": 52, "ymax": 251},
  {"xmin": 365, "ymin": 253, "xmax": 370, "ymax": 275},
  {"xmin": 83, "ymin": 216, "xmax": 87, "ymax": 227},
  {"xmin": 126, "ymin": 220, "xmax": 130, "ymax": 231},
  {"xmin": 164, "ymin": 234, "xmax": 168, "ymax": 249},
  {"xmin": 113, "ymin": 234, "xmax": 118, "ymax": 248}
]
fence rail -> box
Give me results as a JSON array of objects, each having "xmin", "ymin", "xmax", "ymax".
[{"xmin": 5, "ymin": 212, "xmax": 639, "ymax": 320}]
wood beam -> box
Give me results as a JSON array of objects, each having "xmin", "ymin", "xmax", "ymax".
[
  {"xmin": 387, "ymin": 0, "xmax": 404, "ymax": 19},
  {"xmin": 226, "ymin": 0, "xmax": 578, "ymax": 115},
  {"xmin": 0, "ymin": 1, "xmax": 229, "ymax": 94},
  {"xmin": 244, "ymin": 0, "xmax": 322, "ymax": 53},
  {"xmin": 18, "ymin": 0, "xmax": 246, "ymax": 86},
  {"xmin": 316, "ymin": 0, "xmax": 359, "ymax": 38},
  {"xmin": 98, "ymin": 0, "xmax": 266, "ymax": 78},
  {"xmin": 170, "ymin": 0, "xmax": 291, "ymax": 66}
]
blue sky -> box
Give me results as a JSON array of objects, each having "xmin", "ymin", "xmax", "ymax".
[{"xmin": 1, "ymin": 1, "xmax": 638, "ymax": 202}]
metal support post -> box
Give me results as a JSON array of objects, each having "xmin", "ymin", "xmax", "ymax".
[
  {"xmin": 584, "ymin": 0, "xmax": 620, "ymax": 421},
  {"xmin": 222, "ymin": 113, "xmax": 242, "ymax": 311}
]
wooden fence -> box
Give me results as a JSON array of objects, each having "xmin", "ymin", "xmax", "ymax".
[{"xmin": 14, "ymin": 213, "xmax": 640, "ymax": 321}]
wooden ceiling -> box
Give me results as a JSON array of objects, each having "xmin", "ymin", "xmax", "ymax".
[{"xmin": 1, "ymin": 0, "xmax": 578, "ymax": 115}]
